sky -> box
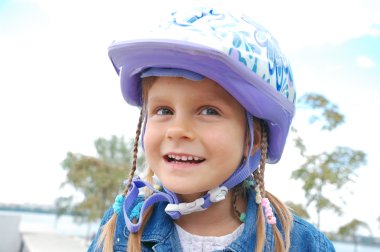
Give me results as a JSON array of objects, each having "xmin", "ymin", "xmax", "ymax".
[{"xmin": 1, "ymin": 0, "xmax": 379, "ymax": 236}]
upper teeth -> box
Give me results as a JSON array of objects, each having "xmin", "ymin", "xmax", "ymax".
[{"xmin": 168, "ymin": 154, "xmax": 203, "ymax": 161}]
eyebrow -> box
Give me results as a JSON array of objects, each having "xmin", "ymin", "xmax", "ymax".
[{"xmin": 148, "ymin": 91, "xmax": 231, "ymax": 103}]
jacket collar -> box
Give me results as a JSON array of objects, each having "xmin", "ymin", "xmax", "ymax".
[
  {"xmin": 141, "ymin": 200, "xmax": 175, "ymax": 242},
  {"xmin": 140, "ymin": 188, "xmax": 268, "ymax": 252}
]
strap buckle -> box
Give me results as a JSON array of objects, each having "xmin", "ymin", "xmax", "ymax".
[{"xmin": 165, "ymin": 198, "xmax": 205, "ymax": 215}]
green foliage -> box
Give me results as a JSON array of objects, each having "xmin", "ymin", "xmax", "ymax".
[
  {"xmin": 291, "ymin": 93, "xmax": 367, "ymax": 229},
  {"xmin": 338, "ymin": 219, "xmax": 372, "ymax": 251},
  {"xmin": 291, "ymin": 127, "xmax": 307, "ymax": 157},
  {"xmin": 285, "ymin": 201, "xmax": 310, "ymax": 219},
  {"xmin": 292, "ymin": 147, "xmax": 366, "ymax": 197},
  {"xmin": 298, "ymin": 93, "xmax": 345, "ymax": 131},
  {"xmin": 56, "ymin": 136, "xmax": 142, "ymax": 223},
  {"xmin": 338, "ymin": 219, "xmax": 370, "ymax": 237}
]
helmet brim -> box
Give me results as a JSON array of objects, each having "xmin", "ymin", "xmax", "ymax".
[{"xmin": 108, "ymin": 39, "xmax": 295, "ymax": 163}]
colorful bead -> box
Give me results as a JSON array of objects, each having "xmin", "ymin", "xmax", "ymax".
[
  {"xmin": 268, "ymin": 216, "xmax": 277, "ymax": 225},
  {"xmin": 255, "ymin": 185, "xmax": 260, "ymax": 193},
  {"xmin": 154, "ymin": 184, "xmax": 162, "ymax": 191},
  {"xmin": 112, "ymin": 194, "xmax": 124, "ymax": 215},
  {"xmin": 261, "ymin": 198, "xmax": 269, "ymax": 206},
  {"xmin": 129, "ymin": 201, "xmax": 144, "ymax": 221},
  {"xmin": 239, "ymin": 212, "xmax": 246, "ymax": 222},
  {"xmin": 243, "ymin": 179, "xmax": 254, "ymax": 189},
  {"xmin": 261, "ymin": 197, "xmax": 276, "ymax": 225},
  {"xmin": 255, "ymin": 194, "xmax": 262, "ymax": 204}
]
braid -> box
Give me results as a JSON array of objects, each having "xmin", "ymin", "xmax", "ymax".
[
  {"xmin": 258, "ymin": 125, "xmax": 268, "ymax": 197},
  {"xmin": 126, "ymin": 77, "xmax": 158, "ymax": 252},
  {"xmin": 125, "ymin": 109, "xmax": 144, "ymax": 193},
  {"xmin": 254, "ymin": 122, "xmax": 268, "ymax": 251},
  {"xmin": 232, "ymin": 187, "xmax": 240, "ymax": 219},
  {"xmin": 232, "ymin": 183, "xmax": 245, "ymax": 221},
  {"xmin": 253, "ymin": 169, "xmax": 260, "ymax": 193},
  {"xmin": 252, "ymin": 122, "xmax": 268, "ymax": 197},
  {"xmin": 96, "ymin": 110, "xmax": 145, "ymax": 251},
  {"xmin": 254, "ymin": 122, "xmax": 289, "ymax": 252},
  {"xmin": 97, "ymin": 78, "xmax": 157, "ymax": 252}
]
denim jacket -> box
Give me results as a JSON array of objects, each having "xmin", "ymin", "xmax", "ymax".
[{"xmin": 88, "ymin": 188, "xmax": 335, "ymax": 252}]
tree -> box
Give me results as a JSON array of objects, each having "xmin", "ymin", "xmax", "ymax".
[
  {"xmin": 56, "ymin": 135, "xmax": 143, "ymax": 223},
  {"xmin": 297, "ymin": 93, "xmax": 344, "ymax": 131},
  {"xmin": 291, "ymin": 93, "xmax": 367, "ymax": 229},
  {"xmin": 285, "ymin": 201, "xmax": 310, "ymax": 219},
  {"xmin": 338, "ymin": 219, "xmax": 372, "ymax": 252}
]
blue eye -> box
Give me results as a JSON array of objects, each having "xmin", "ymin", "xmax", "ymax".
[
  {"xmin": 156, "ymin": 107, "xmax": 173, "ymax": 115},
  {"xmin": 200, "ymin": 107, "xmax": 220, "ymax": 115}
]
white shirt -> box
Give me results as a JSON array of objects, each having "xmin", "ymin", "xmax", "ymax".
[{"xmin": 174, "ymin": 223, "xmax": 244, "ymax": 252}]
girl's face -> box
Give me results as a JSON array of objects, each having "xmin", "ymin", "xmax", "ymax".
[{"xmin": 144, "ymin": 76, "xmax": 246, "ymax": 199}]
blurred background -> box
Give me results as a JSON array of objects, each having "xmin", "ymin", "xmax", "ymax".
[{"xmin": 1, "ymin": 0, "xmax": 379, "ymax": 251}]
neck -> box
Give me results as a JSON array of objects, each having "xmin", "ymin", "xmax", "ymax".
[{"xmin": 174, "ymin": 191, "xmax": 246, "ymax": 236}]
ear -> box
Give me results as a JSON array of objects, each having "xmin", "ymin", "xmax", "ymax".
[{"xmin": 244, "ymin": 118, "xmax": 262, "ymax": 157}]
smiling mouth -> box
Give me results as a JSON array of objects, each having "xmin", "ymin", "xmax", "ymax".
[{"xmin": 164, "ymin": 154, "xmax": 206, "ymax": 164}]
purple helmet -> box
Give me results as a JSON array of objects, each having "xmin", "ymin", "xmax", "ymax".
[{"xmin": 108, "ymin": 7, "xmax": 296, "ymax": 163}]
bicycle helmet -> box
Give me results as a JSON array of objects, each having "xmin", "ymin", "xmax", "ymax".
[{"xmin": 109, "ymin": 6, "xmax": 295, "ymax": 163}]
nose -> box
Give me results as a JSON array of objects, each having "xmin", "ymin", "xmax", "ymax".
[{"xmin": 165, "ymin": 114, "xmax": 195, "ymax": 141}]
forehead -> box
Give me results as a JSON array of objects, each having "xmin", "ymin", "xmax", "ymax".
[{"xmin": 146, "ymin": 76, "xmax": 238, "ymax": 102}]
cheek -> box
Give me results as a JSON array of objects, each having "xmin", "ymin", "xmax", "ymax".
[
  {"xmin": 143, "ymin": 124, "xmax": 162, "ymax": 161},
  {"xmin": 207, "ymin": 127, "xmax": 245, "ymax": 160},
  {"xmin": 143, "ymin": 122, "xmax": 157, "ymax": 146}
]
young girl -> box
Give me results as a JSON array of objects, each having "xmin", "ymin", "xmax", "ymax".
[{"xmin": 88, "ymin": 6, "xmax": 335, "ymax": 252}]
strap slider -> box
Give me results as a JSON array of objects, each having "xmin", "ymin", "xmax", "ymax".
[{"xmin": 208, "ymin": 186, "xmax": 228, "ymax": 202}]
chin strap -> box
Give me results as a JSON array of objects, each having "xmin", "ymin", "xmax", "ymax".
[
  {"xmin": 123, "ymin": 111, "xmax": 261, "ymax": 233},
  {"xmin": 123, "ymin": 177, "xmax": 180, "ymax": 233},
  {"xmin": 164, "ymin": 185, "xmax": 229, "ymax": 215}
]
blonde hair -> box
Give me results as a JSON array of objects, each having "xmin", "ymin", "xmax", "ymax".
[
  {"xmin": 253, "ymin": 125, "xmax": 293, "ymax": 251},
  {"xmin": 97, "ymin": 77, "xmax": 293, "ymax": 252}
]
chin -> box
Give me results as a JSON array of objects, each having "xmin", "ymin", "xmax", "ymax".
[{"xmin": 162, "ymin": 180, "xmax": 201, "ymax": 194}]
